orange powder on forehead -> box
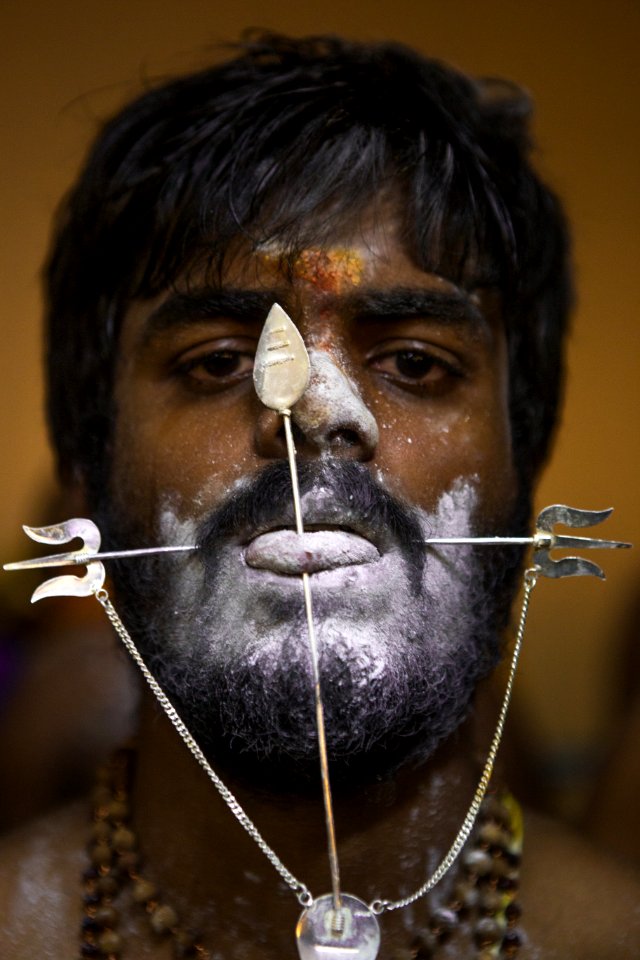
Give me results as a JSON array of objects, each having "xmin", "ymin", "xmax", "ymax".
[{"xmin": 290, "ymin": 248, "xmax": 365, "ymax": 293}]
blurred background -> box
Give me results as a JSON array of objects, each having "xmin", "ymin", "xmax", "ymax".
[{"xmin": 1, "ymin": 0, "xmax": 638, "ymax": 856}]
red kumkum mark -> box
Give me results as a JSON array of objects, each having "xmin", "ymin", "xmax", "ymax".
[{"xmin": 291, "ymin": 248, "xmax": 365, "ymax": 294}]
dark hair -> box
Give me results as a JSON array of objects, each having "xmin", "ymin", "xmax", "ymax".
[{"xmin": 45, "ymin": 31, "xmax": 571, "ymax": 505}]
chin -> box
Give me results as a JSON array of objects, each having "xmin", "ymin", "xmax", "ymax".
[{"xmin": 143, "ymin": 602, "xmax": 500, "ymax": 792}]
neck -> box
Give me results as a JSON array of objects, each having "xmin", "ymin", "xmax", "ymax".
[{"xmin": 130, "ymin": 683, "xmax": 500, "ymax": 958}]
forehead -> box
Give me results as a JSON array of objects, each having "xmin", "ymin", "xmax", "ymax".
[
  {"xmin": 117, "ymin": 196, "xmax": 502, "ymax": 365},
  {"xmin": 155, "ymin": 186, "xmax": 492, "ymax": 297},
  {"xmin": 208, "ymin": 202, "xmax": 489, "ymax": 302}
]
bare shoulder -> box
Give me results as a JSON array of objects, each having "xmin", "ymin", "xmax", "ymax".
[
  {"xmin": 521, "ymin": 808, "xmax": 640, "ymax": 958},
  {"xmin": 0, "ymin": 801, "xmax": 87, "ymax": 959}
]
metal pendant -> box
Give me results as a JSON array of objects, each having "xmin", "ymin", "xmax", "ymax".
[
  {"xmin": 253, "ymin": 302, "xmax": 310, "ymax": 412},
  {"xmin": 296, "ymin": 893, "xmax": 380, "ymax": 960}
]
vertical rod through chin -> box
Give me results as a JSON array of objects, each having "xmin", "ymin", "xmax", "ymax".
[{"xmin": 282, "ymin": 411, "xmax": 343, "ymax": 916}]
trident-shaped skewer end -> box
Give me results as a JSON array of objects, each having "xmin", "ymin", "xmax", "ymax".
[
  {"xmin": 3, "ymin": 519, "xmax": 106, "ymax": 602},
  {"xmin": 533, "ymin": 505, "xmax": 631, "ymax": 580}
]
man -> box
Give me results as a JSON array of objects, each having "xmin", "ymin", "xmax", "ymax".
[{"xmin": 1, "ymin": 32, "xmax": 638, "ymax": 959}]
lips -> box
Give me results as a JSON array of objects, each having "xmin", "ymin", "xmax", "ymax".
[{"xmin": 244, "ymin": 529, "xmax": 380, "ymax": 575}]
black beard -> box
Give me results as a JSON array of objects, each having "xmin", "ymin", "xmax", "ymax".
[{"xmin": 98, "ymin": 461, "xmax": 525, "ymax": 791}]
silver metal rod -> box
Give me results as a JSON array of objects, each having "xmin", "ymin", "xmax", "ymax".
[
  {"xmin": 77, "ymin": 545, "xmax": 197, "ymax": 559},
  {"xmin": 282, "ymin": 412, "xmax": 342, "ymax": 916},
  {"xmin": 4, "ymin": 529, "xmax": 630, "ymax": 574},
  {"xmin": 3, "ymin": 544, "xmax": 197, "ymax": 571},
  {"xmin": 422, "ymin": 535, "xmax": 629, "ymax": 548},
  {"xmin": 422, "ymin": 536, "xmax": 536, "ymax": 546}
]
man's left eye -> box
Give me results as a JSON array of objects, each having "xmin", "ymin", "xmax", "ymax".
[
  {"xmin": 394, "ymin": 350, "xmax": 441, "ymax": 379},
  {"xmin": 369, "ymin": 344, "xmax": 461, "ymax": 389}
]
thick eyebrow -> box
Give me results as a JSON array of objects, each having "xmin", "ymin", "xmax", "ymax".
[
  {"xmin": 139, "ymin": 284, "xmax": 488, "ymax": 348},
  {"xmin": 140, "ymin": 289, "xmax": 280, "ymax": 346},
  {"xmin": 344, "ymin": 288, "xmax": 487, "ymax": 329}
]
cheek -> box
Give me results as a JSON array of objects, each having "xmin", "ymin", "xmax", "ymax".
[
  {"xmin": 375, "ymin": 400, "xmax": 515, "ymax": 520},
  {"xmin": 109, "ymin": 400, "xmax": 257, "ymax": 528}
]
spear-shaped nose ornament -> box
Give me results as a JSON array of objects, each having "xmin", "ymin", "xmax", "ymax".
[{"xmin": 253, "ymin": 302, "xmax": 310, "ymax": 411}]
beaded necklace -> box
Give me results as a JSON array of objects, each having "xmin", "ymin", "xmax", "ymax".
[{"xmin": 80, "ymin": 751, "xmax": 524, "ymax": 960}]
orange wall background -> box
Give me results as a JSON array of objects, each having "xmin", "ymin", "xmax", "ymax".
[{"xmin": 1, "ymin": 0, "xmax": 638, "ymax": 815}]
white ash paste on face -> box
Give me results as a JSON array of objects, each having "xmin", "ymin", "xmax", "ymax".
[{"xmin": 142, "ymin": 474, "xmax": 494, "ymax": 774}]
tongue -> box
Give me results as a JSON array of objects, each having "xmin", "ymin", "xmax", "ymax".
[{"xmin": 245, "ymin": 529, "xmax": 379, "ymax": 575}]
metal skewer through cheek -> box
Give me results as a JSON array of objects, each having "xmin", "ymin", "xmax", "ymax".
[{"xmin": 3, "ymin": 520, "xmax": 630, "ymax": 576}]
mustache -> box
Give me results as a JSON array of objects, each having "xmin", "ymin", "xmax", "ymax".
[{"xmin": 195, "ymin": 459, "xmax": 426, "ymax": 581}]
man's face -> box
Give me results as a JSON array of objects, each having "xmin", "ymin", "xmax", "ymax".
[{"xmin": 107, "ymin": 208, "xmax": 518, "ymax": 784}]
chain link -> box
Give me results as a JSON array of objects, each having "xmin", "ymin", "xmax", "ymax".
[
  {"xmin": 94, "ymin": 588, "xmax": 311, "ymax": 906},
  {"xmin": 94, "ymin": 563, "xmax": 539, "ymax": 916},
  {"xmin": 370, "ymin": 566, "xmax": 539, "ymax": 914}
]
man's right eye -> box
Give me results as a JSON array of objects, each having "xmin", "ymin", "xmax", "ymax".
[{"xmin": 173, "ymin": 341, "xmax": 255, "ymax": 389}]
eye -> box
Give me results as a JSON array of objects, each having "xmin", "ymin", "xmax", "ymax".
[
  {"xmin": 190, "ymin": 351, "xmax": 253, "ymax": 379},
  {"xmin": 393, "ymin": 350, "xmax": 441, "ymax": 379},
  {"xmin": 368, "ymin": 341, "xmax": 462, "ymax": 392},
  {"xmin": 173, "ymin": 338, "xmax": 256, "ymax": 390}
]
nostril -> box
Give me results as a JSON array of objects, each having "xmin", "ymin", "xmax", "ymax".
[{"xmin": 327, "ymin": 428, "xmax": 360, "ymax": 448}]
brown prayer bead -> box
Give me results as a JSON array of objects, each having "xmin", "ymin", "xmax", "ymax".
[
  {"xmin": 505, "ymin": 901, "xmax": 522, "ymax": 923},
  {"xmin": 454, "ymin": 880, "xmax": 481, "ymax": 910},
  {"xmin": 479, "ymin": 889, "xmax": 503, "ymax": 915},
  {"xmin": 96, "ymin": 874, "xmax": 119, "ymax": 897},
  {"xmin": 429, "ymin": 906, "xmax": 459, "ymax": 935},
  {"xmin": 97, "ymin": 929, "xmax": 123, "ymax": 955},
  {"xmin": 112, "ymin": 827, "xmax": 136, "ymax": 851},
  {"xmin": 462, "ymin": 849, "xmax": 493, "ymax": 876},
  {"xmin": 132, "ymin": 878, "xmax": 158, "ymax": 903},
  {"xmin": 478, "ymin": 823, "xmax": 507, "ymax": 847},
  {"xmin": 151, "ymin": 903, "xmax": 179, "ymax": 934},
  {"xmin": 108, "ymin": 800, "xmax": 129, "ymax": 822},
  {"xmin": 474, "ymin": 916, "xmax": 502, "ymax": 947},
  {"xmin": 91, "ymin": 821, "xmax": 111, "ymax": 842},
  {"xmin": 94, "ymin": 904, "xmax": 119, "ymax": 927}
]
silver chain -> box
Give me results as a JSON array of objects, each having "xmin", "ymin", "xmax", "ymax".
[
  {"xmin": 94, "ymin": 588, "xmax": 313, "ymax": 907},
  {"xmin": 370, "ymin": 565, "xmax": 539, "ymax": 914},
  {"xmin": 95, "ymin": 563, "xmax": 538, "ymax": 915}
]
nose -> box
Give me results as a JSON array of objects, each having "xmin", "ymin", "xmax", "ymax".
[{"xmin": 255, "ymin": 348, "xmax": 379, "ymax": 460}]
